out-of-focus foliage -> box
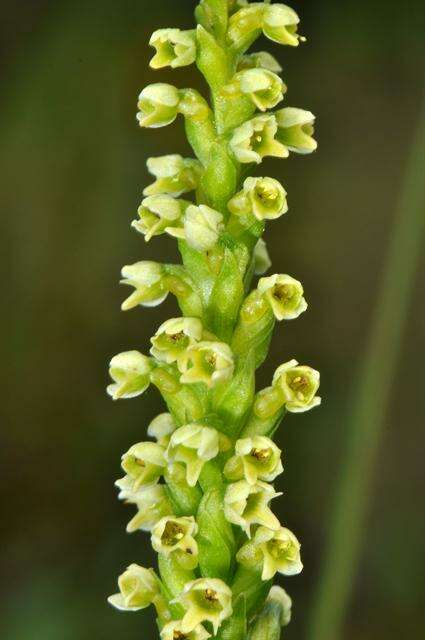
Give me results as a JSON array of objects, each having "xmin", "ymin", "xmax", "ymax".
[{"xmin": 1, "ymin": 0, "xmax": 423, "ymax": 638}]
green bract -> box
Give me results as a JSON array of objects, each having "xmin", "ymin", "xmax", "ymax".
[{"xmin": 108, "ymin": 2, "xmax": 320, "ymax": 637}]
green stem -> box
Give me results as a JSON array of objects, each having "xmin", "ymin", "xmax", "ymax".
[{"xmin": 307, "ymin": 113, "xmax": 425, "ymax": 640}]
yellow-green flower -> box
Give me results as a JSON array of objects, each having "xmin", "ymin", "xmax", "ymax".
[
  {"xmin": 237, "ymin": 525, "xmax": 303, "ymax": 580},
  {"xmin": 176, "ymin": 578, "xmax": 233, "ymax": 635},
  {"xmin": 160, "ymin": 620, "xmax": 211, "ymax": 640},
  {"xmin": 132, "ymin": 195, "xmax": 188, "ymax": 242},
  {"xmin": 234, "ymin": 68, "xmax": 286, "ymax": 112},
  {"xmin": 108, "ymin": 564, "xmax": 160, "ymax": 612},
  {"xmin": 238, "ymin": 51, "xmax": 282, "ymax": 74},
  {"xmin": 178, "ymin": 341, "xmax": 234, "ymax": 388},
  {"xmin": 121, "ymin": 442, "xmax": 166, "ymax": 489},
  {"xmin": 228, "ymin": 176, "xmax": 287, "ymax": 220},
  {"xmin": 263, "ymin": 3, "xmax": 303, "ymax": 47},
  {"xmin": 115, "ymin": 477, "xmax": 172, "ymax": 532},
  {"xmin": 253, "ymin": 238, "xmax": 272, "ymax": 275},
  {"xmin": 147, "ymin": 413, "xmax": 176, "ymax": 446},
  {"xmin": 150, "ymin": 317, "xmax": 203, "ymax": 364},
  {"xmin": 169, "ymin": 205, "xmax": 224, "ymax": 251},
  {"xmin": 107, "ymin": 351, "xmax": 153, "ymax": 400},
  {"xmin": 224, "ymin": 436, "xmax": 283, "ymax": 485},
  {"xmin": 276, "ymin": 107, "xmax": 317, "ymax": 154},
  {"xmin": 224, "ymin": 480, "xmax": 281, "ymax": 537},
  {"xmin": 120, "ymin": 261, "xmax": 168, "ymax": 310},
  {"xmin": 137, "ymin": 83, "xmax": 180, "ymax": 128},
  {"xmin": 152, "ymin": 515, "xmax": 199, "ymax": 570},
  {"xmin": 149, "ymin": 29, "xmax": 197, "ymax": 69},
  {"xmin": 230, "ymin": 115, "xmax": 288, "ymax": 164},
  {"xmin": 144, "ymin": 155, "xmax": 202, "ymax": 197},
  {"xmin": 272, "ymin": 359, "xmax": 321, "ymax": 412},
  {"xmin": 258, "ymin": 274, "xmax": 307, "ymax": 320},
  {"xmin": 166, "ymin": 423, "xmax": 223, "ymax": 487}
]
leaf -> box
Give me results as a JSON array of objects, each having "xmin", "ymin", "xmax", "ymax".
[{"xmin": 197, "ymin": 487, "xmax": 235, "ymax": 580}]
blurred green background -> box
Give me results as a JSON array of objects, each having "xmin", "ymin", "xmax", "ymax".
[{"xmin": 2, "ymin": 1, "xmax": 424, "ymax": 638}]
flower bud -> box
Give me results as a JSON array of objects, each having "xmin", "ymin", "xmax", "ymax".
[
  {"xmin": 238, "ymin": 51, "xmax": 282, "ymax": 74},
  {"xmin": 166, "ymin": 423, "xmax": 222, "ymax": 487},
  {"xmin": 263, "ymin": 3, "xmax": 303, "ymax": 46},
  {"xmin": 115, "ymin": 477, "xmax": 173, "ymax": 532},
  {"xmin": 258, "ymin": 274, "xmax": 307, "ymax": 320},
  {"xmin": 268, "ymin": 586, "xmax": 292, "ymax": 627},
  {"xmin": 152, "ymin": 515, "xmax": 199, "ymax": 570},
  {"xmin": 107, "ymin": 351, "xmax": 153, "ymax": 400},
  {"xmin": 227, "ymin": 5, "xmax": 264, "ymax": 52},
  {"xmin": 108, "ymin": 564, "xmax": 160, "ymax": 611},
  {"xmin": 160, "ymin": 621, "xmax": 211, "ymax": 640},
  {"xmin": 149, "ymin": 29, "xmax": 197, "ymax": 69},
  {"xmin": 237, "ymin": 525, "xmax": 303, "ymax": 580},
  {"xmin": 224, "ymin": 436, "xmax": 283, "ymax": 485},
  {"xmin": 169, "ymin": 204, "xmax": 224, "ymax": 251},
  {"xmin": 137, "ymin": 83, "xmax": 180, "ymax": 128},
  {"xmin": 121, "ymin": 442, "xmax": 166, "ymax": 489},
  {"xmin": 120, "ymin": 261, "xmax": 167, "ymax": 310},
  {"xmin": 224, "ymin": 480, "xmax": 281, "ymax": 537},
  {"xmin": 253, "ymin": 238, "xmax": 272, "ymax": 275},
  {"xmin": 132, "ymin": 195, "xmax": 188, "ymax": 242},
  {"xmin": 228, "ymin": 176, "xmax": 287, "ymax": 220},
  {"xmin": 150, "ymin": 317, "xmax": 203, "ymax": 364},
  {"xmin": 233, "ymin": 68, "xmax": 286, "ymax": 112},
  {"xmin": 178, "ymin": 341, "xmax": 234, "ymax": 388},
  {"xmin": 176, "ymin": 578, "xmax": 233, "ymax": 635},
  {"xmin": 272, "ymin": 359, "xmax": 321, "ymax": 412},
  {"xmin": 230, "ymin": 115, "xmax": 288, "ymax": 164},
  {"xmin": 147, "ymin": 412, "xmax": 176, "ymax": 445},
  {"xmin": 247, "ymin": 586, "xmax": 292, "ymax": 639},
  {"xmin": 144, "ymin": 155, "xmax": 202, "ymax": 197},
  {"xmin": 275, "ymin": 107, "xmax": 317, "ymax": 154}
]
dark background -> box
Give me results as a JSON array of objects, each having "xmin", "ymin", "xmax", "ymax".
[{"xmin": 1, "ymin": 1, "xmax": 424, "ymax": 638}]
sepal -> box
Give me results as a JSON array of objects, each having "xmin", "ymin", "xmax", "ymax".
[{"xmin": 149, "ymin": 29, "xmax": 197, "ymax": 69}]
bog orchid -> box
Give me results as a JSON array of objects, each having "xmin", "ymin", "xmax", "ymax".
[{"xmin": 107, "ymin": 2, "xmax": 320, "ymax": 637}]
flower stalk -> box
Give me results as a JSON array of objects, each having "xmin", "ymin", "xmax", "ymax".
[{"xmin": 107, "ymin": 1, "xmax": 319, "ymax": 638}]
